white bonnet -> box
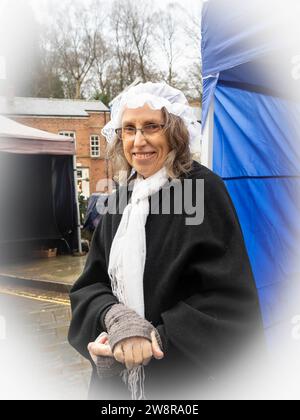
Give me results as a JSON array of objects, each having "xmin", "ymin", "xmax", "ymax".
[{"xmin": 101, "ymin": 82, "xmax": 201, "ymax": 154}]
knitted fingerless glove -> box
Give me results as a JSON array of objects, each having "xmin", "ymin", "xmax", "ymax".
[
  {"xmin": 104, "ymin": 303, "xmax": 164, "ymax": 353},
  {"xmin": 94, "ymin": 332, "xmax": 124, "ymax": 379},
  {"xmin": 96, "ymin": 304, "xmax": 164, "ymax": 379},
  {"xmin": 96, "ymin": 355, "xmax": 124, "ymax": 379}
]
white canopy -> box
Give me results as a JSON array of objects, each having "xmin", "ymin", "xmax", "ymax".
[{"xmin": 0, "ymin": 115, "xmax": 75, "ymax": 155}]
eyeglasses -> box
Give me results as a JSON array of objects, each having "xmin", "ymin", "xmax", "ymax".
[{"xmin": 115, "ymin": 123, "xmax": 166, "ymax": 141}]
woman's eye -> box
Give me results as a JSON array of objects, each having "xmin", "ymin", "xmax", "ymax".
[
  {"xmin": 123, "ymin": 127, "xmax": 135, "ymax": 133},
  {"xmin": 144, "ymin": 124, "xmax": 159, "ymax": 132}
]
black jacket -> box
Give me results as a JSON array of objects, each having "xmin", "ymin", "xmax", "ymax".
[{"xmin": 68, "ymin": 161, "xmax": 264, "ymax": 400}]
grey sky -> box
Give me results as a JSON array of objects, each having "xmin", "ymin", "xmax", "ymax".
[{"xmin": 30, "ymin": 0, "xmax": 202, "ymax": 22}]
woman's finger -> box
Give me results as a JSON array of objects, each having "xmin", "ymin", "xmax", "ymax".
[
  {"xmin": 151, "ymin": 331, "xmax": 164, "ymax": 360},
  {"xmin": 122, "ymin": 342, "xmax": 134, "ymax": 370},
  {"xmin": 113, "ymin": 345, "xmax": 125, "ymax": 364},
  {"xmin": 88, "ymin": 342, "xmax": 113, "ymax": 357},
  {"xmin": 132, "ymin": 342, "xmax": 144, "ymax": 366},
  {"xmin": 141, "ymin": 341, "xmax": 153, "ymax": 366},
  {"xmin": 96, "ymin": 335, "xmax": 109, "ymax": 345}
]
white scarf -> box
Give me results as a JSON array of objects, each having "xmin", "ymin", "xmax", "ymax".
[{"xmin": 107, "ymin": 165, "xmax": 169, "ymax": 400}]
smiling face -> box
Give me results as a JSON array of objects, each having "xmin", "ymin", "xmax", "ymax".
[{"xmin": 121, "ymin": 104, "xmax": 171, "ymax": 179}]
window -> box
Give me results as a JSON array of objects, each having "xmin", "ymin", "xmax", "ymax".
[
  {"xmin": 59, "ymin": 131, "xmax": 76, "ymax": 147},
  {"xmin": 59, "ymin": 131, "xmax": 75, "ymax": 138},
  {"xmin": 90, "ymin": 135, "xmax": 100, "ymax": 158}
]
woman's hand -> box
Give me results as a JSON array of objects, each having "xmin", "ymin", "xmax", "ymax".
[
  {"xmin": 113, "ymin": 331, "xmax": 164, "ymax": 370},
  {"xmin": 88, "ymin": 333, "xmax": 113, "ymax": 364},
  {"xmin": 88, "ymin": 331, "xmax": 164, "ymax": 369}
]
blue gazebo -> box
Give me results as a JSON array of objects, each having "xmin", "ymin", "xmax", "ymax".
[{"xmin": 201, "ymin": 0, "xmax": 300, "ymax": 340}]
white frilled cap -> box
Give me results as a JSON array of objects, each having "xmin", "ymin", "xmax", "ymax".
[{"xmin": 101, "ymin": 82, "xmax": 201, "ymax": 154}]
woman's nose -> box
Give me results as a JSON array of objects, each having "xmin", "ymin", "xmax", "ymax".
[{"xmin": 134, "ymin": 130, "xmax": 147, "ymax": 146}]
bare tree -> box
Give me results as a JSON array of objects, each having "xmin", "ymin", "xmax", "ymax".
[
  {"xmin": 125, "ymin": 0, "xmax": 154, "ymax": 82},
  {"xmin": 154, "ymin": 9, "xmax": 182, "ymax": 86},
  {"xmin": 179, "ymin": 5, "xmax": 202, "ymax": 100},
  {"xmin": 110, "ymin": 2, "xmax": 139, "ymax": 91},
  {"xmin": 92, "ymin": 35, "xmax": 114, "ymax": 102},
  {"xmin": 50, "ymin": 0, "xmax": 104, "ymax": 99},
  {"xmin": 33, "ymin": 26, "xmax": 65, "ymax": 98},
  {"xmin": 110, "ymin": 0, "xmax": 158, "ymax": 86},
  {"xmin": 30, "ymin": 0, "xmax": 202, "ymax": 102}
]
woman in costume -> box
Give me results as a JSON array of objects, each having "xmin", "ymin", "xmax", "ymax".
[{"xmin": 68, "ymin": 82, "xmax": 263, "ymax": 400}]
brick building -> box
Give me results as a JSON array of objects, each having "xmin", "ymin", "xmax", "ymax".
[{"xmin": 0, "ymin": 96, "xmax": 112, "ymax": 198}]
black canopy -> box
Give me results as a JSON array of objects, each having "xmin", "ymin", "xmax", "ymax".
[{"xmin": 0, "ymin": 117, "xmax": 79, "ymax": 258}]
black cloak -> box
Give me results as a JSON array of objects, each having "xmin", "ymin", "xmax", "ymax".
[{"xmin": 68, "ymin": 161, "xmax": 264, "ymax": 400}]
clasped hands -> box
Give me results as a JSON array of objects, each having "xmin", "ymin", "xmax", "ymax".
[{"xmin": 88, "ymin": 332, "xmax": 164, "ymax": 370}]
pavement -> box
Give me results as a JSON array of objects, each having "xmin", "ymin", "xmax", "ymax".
[
  {"xmin": 0, "ymin": 255, "xmax": 87, "ymax": 292},
  {"xmin": 0, "ymin": 293, "xmax": 91, "ymax": 400},
  {"xmin": 0, "ymin": 255, "xmax": 92, "ymax": 400}
]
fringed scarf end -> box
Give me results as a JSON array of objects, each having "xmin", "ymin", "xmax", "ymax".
[{"xmin": 121, "ymin": 366, "xmax": 146, "ymax": 401}]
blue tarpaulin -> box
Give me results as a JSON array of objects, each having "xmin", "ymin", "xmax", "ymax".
[{"xmin": 202, "ymin": 0, "xmax": 300, "ymax": 333}]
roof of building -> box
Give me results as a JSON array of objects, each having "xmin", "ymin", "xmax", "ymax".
[
  {"xmin": 0, "ymin": 96, "xmax": 109, "ymax": 117},
  {"xmin": 0, "ymin": 115, "xmax": 75, "ymax": 155}
]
